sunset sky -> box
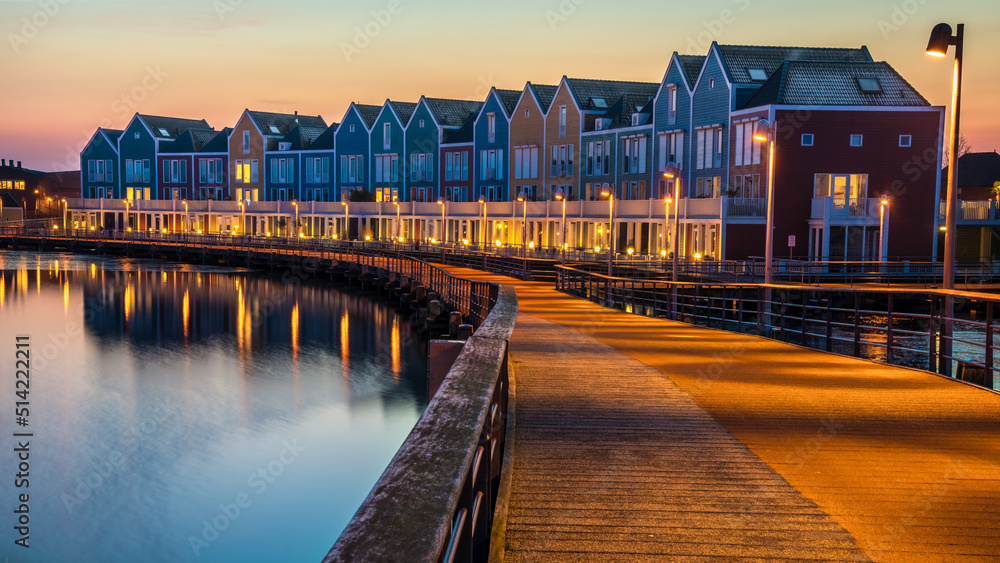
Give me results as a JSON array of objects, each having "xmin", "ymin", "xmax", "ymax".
[{"xmin": 2, "ymin": 0, "xmax": 997, "ymax": 172}]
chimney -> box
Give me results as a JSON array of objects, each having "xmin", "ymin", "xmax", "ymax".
[
  {"xmin": 16, "ymin": 161, "xmax": 21, "ymax": 168},
  {"xmin": 294, "ymin": 110, "xmax": 298, "ymax": 115},
  {"xmin": 1, "ymin": 159, "xmax": 5, "ymax": 166}
]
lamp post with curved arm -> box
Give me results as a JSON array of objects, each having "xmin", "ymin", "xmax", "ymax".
[
  {"xmin": 555, "ymin": 188, "xmax": 567, "ymax": 265},
  {"xmin": 600, "ymin": 183, "xmax": 614, "ymax": 277}
]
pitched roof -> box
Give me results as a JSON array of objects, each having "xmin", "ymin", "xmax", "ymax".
[
  {"xmin": 353, "ymin": 103, "xmax": 382, "ymax": 129},
  {"xmin": 424, "ymin": 97, "xmax": 483, "ymax": 128},
  {"xmin": 161, "ymin": 128, "xmax": 218, "ymax": 153},
  {"xmin": 137, "ymin": 114, "xmax": 211, "ymax": 140},
  {"xmin": 595, "ymin": 93, "xmax": 655, "ymax": 130},
  {"xmin": 715, "ymin": 44, "xmax": 873, "ymax": 85},
  {"xmin": 442, "ymin": 118, "xmax": 475, "ymax": 144},
  {"xmin": 495, "ymin": 89, "xmax": 522, "ymax": 116},
  {"xmin": 100, "ymin": 128, "xmax": 123, "ymax": 144},
  {"xmin": 743, "ymin": 60, "xmax": 929, "ymax": 108},
  {"xmin": 942, "ymin": 151, "xmax": 1000, "ymax": 188},
  {"xmin": 564, "ymin": 78, "xmax": 660, "ymax": 111},
  {"xmin": 277, "ymin": 124, "xmax": 329, "ymax": 151},
  {"xmin": 246, "ymin": 110, "xmax": 326, "ymax": 138},
  {"xmin": 309, "ymin": 125, "xmax": 338, "ymax": 151},
  {"xmin": 383, "ymin": 100, "xmax": 416, "ymax": 125},
  {"xmin": 528, "ymin": 83, "xmax": 558, "ymax": 112},
  {"xmin": 677, "ymin": 55, "xmax": 706, "ymax": 87},
  {"xmin": 200, "ymin": 128, "xmax": 232, "ymax": 153}
]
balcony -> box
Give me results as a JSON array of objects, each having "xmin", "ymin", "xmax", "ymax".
[
  {"xmin": 939, "ymin": 200, "xmax": 997, "ymax": 223},
  {"xmin": 724, "ymin": 197, "xmax": 766, "ymax": 218},
  {"xmin": 811, "ymin": 197, "xmax": 881, "ymax": 225}
]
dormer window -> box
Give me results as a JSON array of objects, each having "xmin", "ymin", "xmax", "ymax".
[
  {"xmin": 595, "ymin": 119, "xmax": 605, "ymax": 131},
  {"xmin": 748, "ymin": 69, "xmax": 768, "ymax": 82},
  {"xmin": 279, "ymin": 142, "xmax": 291, "ymax": 151},
  {"xmin": 631, "ymin": 114, "xmax": 640, "ymax": 126},
  {"xmin": 857, "ymin": 77, "xmax": 881, "ymax": 93}
]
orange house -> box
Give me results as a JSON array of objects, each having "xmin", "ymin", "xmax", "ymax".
[
  {"xmin": 508, "ymin": 82, "xmax": 556, "ymax": 202},
  {"xmin": 228, "ymin": 109, "xmax": 326, "ymax": 201}
]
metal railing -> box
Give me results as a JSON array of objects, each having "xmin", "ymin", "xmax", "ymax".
[{"xmin": 557, "ymin": 265, "xmax": 999, "ymax": 389}]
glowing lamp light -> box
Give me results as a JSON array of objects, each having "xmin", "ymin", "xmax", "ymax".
[
  {"xmin": 332, "ymin": 234, "xmax": 338, "ymax": 239},
  {"xmin": 939, "ymin": 225, "xmax": 947, "ymax": 231},
  {"xmin": 127, "ymin": 228, "xmax": 132, "ymax": 232},
  {"xmin": 53, "ymin": 225, "xmax": 58, "ymax": 230},
  {"xmin": 365, "ymin": 235, "xmax": 371, "ymax": 241},
  {"xmin": 694, "ymin": 252, "xmax": 703, "ymax": 260},
  {"xmin": 594, "ymin": 245, "xmax": 601, "ymax": 252},
  {"xmin": 90, "ymin": 226, "xmax": 96, "ymax": 231},
  {"xmin": 162, "ymin": 228, "xmax": 167, "ymax": 234},
  {"xmin": 528, "ymin": 241, "xmax": 535, "ymax": 249},
  {"xmin": 430, "ymin": 238, "xmax": 437, "ymax": 244},
  {"xmin": 925, "ymin": 23, "xmax": 953, "ymax": 57},
  {"xmin": 398, "ymin": 236, "xmax": 405, "ymax": 242},
  {"xmin": 627, "ymin": 247, "xmax": 634, "ymax": 255},
  {"xmin": 197, "ymin": 229, "xmax": 203, "ymax": 234},
  {"xmin": 266, "ymin": 231, "xmax": 272, "ymax": 237},
  {"xmin": 462, "ymin": 238, "xmax": 469, "ymax": 245},
  {"xmin": 660, "ymin": 249, "xmax": 667, "ymax": 257},
  {"xmin": 495, "ymin": 239, "xmax": 503, "ymax": 247},
  {"xmin": 299, "ymin": 233, "xmax": 305, "ymax": 238}
]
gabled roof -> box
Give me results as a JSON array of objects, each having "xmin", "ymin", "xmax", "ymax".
[
  {"xmin": 564, "ymin": 77, "xmax": 660, "ymax": 112},
  {"xmin": 715, "ymin": 44, "xmax": 873, "ymax": 85},
  {"xmin": 100, "ymin": 128, "xmax": 123, "ymax": 144},
  {"xmin": 200, "ymin": 128, "xmax": 232, "ymax": 153},
  {"xmin": 594, "ymin": 93, "xmax": 655, "ymax": 130},
  {"xmin": 442, "ymin": 119, "xmax": 475, "ymax": 144},
  {"xmin": 246, "ymin": 110, "xmax": 326, "ymax": 138},
  {"xmin": 495, "ymin": 89, "xmax": 521, "ymax": 117},
  {"xmin": 309, "ymin": 125, "xmax": 338, "ymax": 151},
  {"xmin": 353, "ymin": 103, "xmax": 382, "ymax": 129},
  {"xmin": 161, "ymin": 128, "xmax": 218, "ymax": 154},
  {"xmin": 677, "ymin": 55, "xmax": 706, "ymax": 88},
  {"xmin": 137, "ymin": 114, "xmax": 211, "ymax": 140},
  {"xmin": 423, "ymin": 97, "xmax": 483, "ymax": 128},
  {"xmin": 942, "ymin": 152, "xmax": 1000, "ymax": 188},
  {"xmin": 277, "ymin": 124, "xmax": 329, "ymax": 151},
  {"xmin": 743, "ymin": 60, "xmax": 929, "ymax": 108},
  {"xmin": 389, "ymin": 101, "xmax": 418, "ymax": 125},
  {"xmin": 528, "ymin": 83, "xmax": 558, "ymax": 112}
]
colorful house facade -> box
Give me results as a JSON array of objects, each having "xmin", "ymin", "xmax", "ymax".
[
  {"xmin": 80, "ymin": 127, "xmax": 122, "ymax": 199},
  {"xmin": 119, "ymin": 114, "xmax": 211, "ymax": 201},
  {"xmin": 336, "ymin": 102, "xmax": 380, "ymax": 201}
]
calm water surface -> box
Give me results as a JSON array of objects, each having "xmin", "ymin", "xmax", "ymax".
[{"xmin": 0, "ymin": 251, "xmax": 428, "ymax": 562}]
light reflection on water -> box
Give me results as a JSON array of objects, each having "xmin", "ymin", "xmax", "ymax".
[{"xmin": 0, "ymin": 251, "xmax": 428, "ymax": 562}]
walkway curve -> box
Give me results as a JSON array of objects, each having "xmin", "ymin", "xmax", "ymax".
[{"xmin": 437, "ymin": 266, "xmax": 1000, "ymax": 563}]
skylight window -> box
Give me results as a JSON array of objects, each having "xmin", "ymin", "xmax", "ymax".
[
  {"xmin": 748, "ymin": 69, "xmax": 768, "ymax": 81},
  {"xmin": 158, "ymin": 128, "xmax": 170, "ymax": 137},
  {"xmin": 857, "ymin": 77, "xmax": 882, "ymax": 93},
  {"xmin": 592, "ymin": 98, "xmax": 607, "ymax": 109},
  {"xmin": 269, "ymin": 125, "xmax": 281, "ymax": 134}
]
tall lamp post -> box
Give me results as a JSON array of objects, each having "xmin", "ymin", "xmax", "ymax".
[
  {"xmin": 478, "ymin": 196, "xmax": 488, "ymax": 251},
  {"xmin": 555, "ymin": 188, "xmax": 567, "ymax": 265},
  {"xmin": 291, "ymin": 201, "xmax": 299, "ymax": 238},
  {"xmin": 392, "ymin": 200, "xmax": 400, "ymax": 242},
  {"xmin": 341, "ymin": 201, "xmax": 349, "ymax": 240},
  {"xmin": 61, "ymin": 199, "xmax": 67, "ymax": 231},
  {"xmin": 516, "ymin": 192, "xmax": 528, "ymax": 277},
  {"xmin": 437, "ymin": 197, "xmax": 446, "ymax": 244},
  {"xmin": 926, "ymin": 22, "xmax": 964, "ymax": 376},
  {"xmin": 123, "ymin": 199, "xmax": 130, "ymax": 232},
  {"xmin": 879, "ymin": 196, "xmax": 890, "ymax": 262},
  {"xmin": 182, "ymin": 200, "xmax": 189, "ymax": 234},
  {"xmin": 753, "ymin": 119, "xmax": 776, "ymax": 285},
  {"xmin": 663, "ymin": 165, "xmax": 682, "ymax": 284},
  {"xmin": 600, "ymin": 183, "xmax": 614, "ymax": 277}
]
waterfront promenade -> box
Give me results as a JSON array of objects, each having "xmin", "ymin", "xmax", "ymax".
[{"xmin": 439, "ymin": 265, "xmax": 1000, "ymax": 563}]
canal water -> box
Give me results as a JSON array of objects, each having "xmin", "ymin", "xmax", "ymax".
[{"xmin": 0, "ymin": 251, "xmax": 429, "ymax": 562}]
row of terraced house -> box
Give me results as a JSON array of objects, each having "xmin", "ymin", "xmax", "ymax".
[{"xmin": 74, "ymin": 42, "xmax": 945, "ymax": 261}]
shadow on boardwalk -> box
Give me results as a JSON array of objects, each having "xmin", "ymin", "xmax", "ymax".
[{"xmin": 438, "ymin": 266, "xmax": 1000, "ymax": 563}]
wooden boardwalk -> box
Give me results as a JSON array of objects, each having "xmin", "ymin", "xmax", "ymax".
[{"xmin": 438, "ymin": 266, "xmax": 1000, "ymax": 563}]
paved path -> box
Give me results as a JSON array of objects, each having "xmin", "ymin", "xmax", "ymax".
[{"xmin": 438, "ymin": 266, "xmax": 1000, "ymax": 563}]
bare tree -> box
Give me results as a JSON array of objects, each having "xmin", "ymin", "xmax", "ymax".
[{"xmin": 943, "ymin": 134, "xmax": 973, "ymax": 166}]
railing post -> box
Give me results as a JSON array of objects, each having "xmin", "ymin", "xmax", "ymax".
[
  {"xmin": 929, "ymin": 295, "xmax": 938, "ymax": 374},
  {"xmin": 853, "ymin": 293, "xmax": 862, "ymax": 358},
  {"xmin": 986, "ymin": 302, "xmax": 995, "ymax": 389},
  {"xmin": 825, "ymin": 294, "xmax": 833, "ymax": 352},
  {"xmin": 886, "ymin": 294, "xmax": 894, "ymax": 364}
]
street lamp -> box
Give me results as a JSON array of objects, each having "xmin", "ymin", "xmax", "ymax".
[
  {"xmin": 61, "ymin": 198, "xmax": 66, "ymax": 231},
  {"xmin": 879, "ymin": 196, "xmax": 890, "ymax": 262},
  {"xmin": 478, "ymin": 196, "xmax": 487, "ymax": 251},
  {"xmin": 926, "ymin": 22, "xmax": 964, "ymax": 376},
  {"xmin": 555, "ymin": 188, "xmax": 567, "ymax": 265},
  {"xmin": 516, "ymin": 192, "xmax": 528, "ymax": 278},
  {"xmin": 291, "ymin": 201, "xmax": 298, "ymax": 238},
  {"xmin": 753, "ymin": 119, "xmax": 776, "ymax": 285},
  {"xmin": 663, "ymin": 164, "xmax": 682, "ymax": 284},
  {"xmin": 600, "ymin": 183, "xmax": 614, "ymax": 277},
  {"xmin": 392, "ymin": 200, "xmax": 400, "ymax": 241},
  {"xmin": 182, "ymin": 200, "xmax": 189, "ymax": 233},
  {"xmin": 341, "ymin": 201, "xmax": 348, "ymax": 240},
  {"xmin": 123, "ymin": 199, "xmax": 130, "ymax": 232},
  {"xmin": 46, "ymin": 197, "xmax": 52, "ymax": 217},
  {"xmin": 437, "ymin": 197, "xmax": 446, "ymax": 244}
]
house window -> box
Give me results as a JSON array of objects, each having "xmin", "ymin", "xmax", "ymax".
[
  {"xmin": 696, "ymin": 127, "xmax": 722, "ymax": 170},
  {"xmin": 559, "ymin": 106, "xmax": 567, "ymax": 137},
  {"xmin": 480, "ymin": 150, "xmax": 502, "ymax": 181},
  {"xmin": 814, "ymin": 173, "xmax": 869, "ymax": 207},
  {"xmin": 657, "ymin": 132, "xmax": 684, "ymax": 172},
  {"xmin": 748, "ymin": 69, "xmax": 768, "ymax": 81},
  {"xmin": 585, "ymin": 140, "xmax": 612, "ymax": 176},
  {"xmin": 243, "ymin": 131, "xmax": 250, "ymax": 154},
  {"xmin": 134, "ymin": 132, "xmax": 140, "ymax": 139},
  {"xmin": 850, "ymin": 134, "xmax": 863, "ymax": 147},
  {"xmin": 305, "ymin": 157, "xmax": 331, "ymax": 184},
  {"xmin": 513, "ymin": 146, "xmax": 539, "ymax": 180},
  {"xmin": 350, "ymin": 124, "xmax": 355, "ymax": 132},
  {"xmin": 732, "ymin": 174, "xmax": 762, "ymax": 198},
  {"xmin": 802, "ymin": 134, "xmax": 814, "ymax": 146},
  {"xmin": 342, "ymin": 155, "xmax": 363, "ymax": 183},
  {"xmin": 622, "ymin": 136, "xmax": 647, "ymax": 175},
  {"xmin": 487, "ymin": 113, "xmax": 496, "ymax": 143},
  {"xmin": 667, "ymin": 86, "xmax": 677, "ymax": 126},
  {"xmin": 409, "ymin": 153, "xmax": 433, "ymax": 182},
  {"xmin": 251, "ymin": 160, "xmax": 258, "ymax": 182},
  {"xmin": 899, "ymin": 134, "xmax": 912, "ymax": 147},
  {"xmin": 550, "ymin": 144, "xmax": 574, "ymax": 177},
  {"xmin": 525, "ymin": 109, "xmax": 530, "ymax": 118},
  {"xmin": 383, "ymin": 123, "xmax": 391, "ymax": 150},
  {"xmin": 709, "ymin": 78, "xmax": 715, "ymax": 89},
  {"xmin": 734, "ymin": 122, "xmax": 763, "ymax": 166},
  {"xmin": 419, "ymin": 119, "xmax": 425, "ymax": 128}
]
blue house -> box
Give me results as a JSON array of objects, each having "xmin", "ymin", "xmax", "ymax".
[
  {"xmin": 118, "ymin": 114, "xmax": 211, "ymax": 201},
  {"xmin": 335, "ymin": 103, "xmax": 380, "ymax": 201},
  {"xmin": 299, "ymin": 125, "xmax": 337, "ymax": 202},
  {"xmin": 405, "ymin": 97, "xmax": 482, "ymax": 202},
  {"xmin": 653, "ymin": 52, "xmax": 703, "ymax": 198},
  {"xmin": 265, "ymin": 124, "xmax": 327, "ymax": 201},
  {"xmin": 80, "ymin": 127, "xmax": 122, "ymax": 199},
  {"xmin": 370, "ymin": 100, "xmax": 416, "ymax": 202},
  {"xmin": 473, "ymin": 88, "xmax": 519, "ymax": 202}
]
